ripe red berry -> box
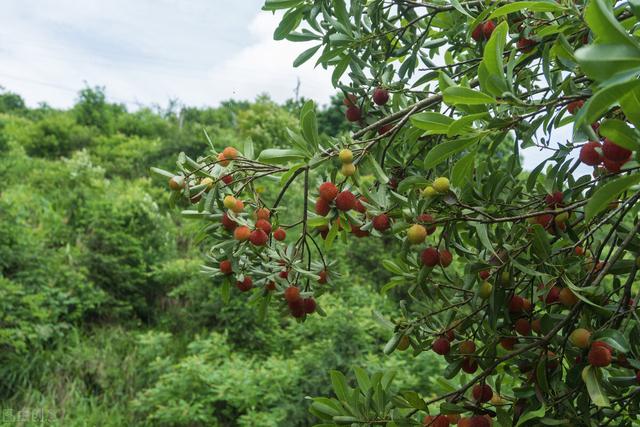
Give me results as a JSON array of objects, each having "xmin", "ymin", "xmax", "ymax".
[
  {"xmin": 471, "ymin": 24, "xmax": 484, "ymax": 42},
  {"xmin": 221, "ymin": 212, "xmax": 237, "ymax": 231},
  {"xmin": 335, "ymin": 191, "xmax": 357, "ymax": 211},
  {"xmin": 514, "ymin": 318, "xmax": 531, "ymax": 336},
  {"xmin": 591, "ymin": 340, "xmax": 613, "ymax": 352},
  {"xmin": 422, "ymin": 415, "xmax": 449, "ymax": 427},
  {"xmin": 479, "ymin": 269, "xmax": 491, "ymax": 280},
  {"xmin": 318, "ymin": 270, "xmax": 328, "ymax": 284},
  {"xmin": 279, "ymin": 270, "xmax": 289, "ymax": 279},
  {"xmin": 461, "ymin": 357, "xmax": 479, "ymax": 374},
  {"xmin": 284, "ymin": 286, "xmax": 301, "ymax": 303},
  {"xmin": 603, "ymin": 158, "xmax": 625, "ymax": 173},
  {"xmin": 318, "ymin": 182, "xmax": 339, "ymax": 201},
  {"xmin": 255, "ymin": 219, "xmax": 272, "ymax": 234},
  {"xmin": 234, "ymin": 225, "xmax": 251, "ymax": 241},
  {"xmin": 221, "ymin": 174, "xmax": 233, "ymax": 185},
  {"xmin": 302, "ymin": 297, "xmax": 317, "ymax": 314},
  {"xmin": 343, "ymin": 93, "xmax": 357, "ymax": 107},
  {"xmin": 567, "ymin": 99, "xmax": 584, "ymax": 115},
  {"xmin": 255, "ymin": 207, "xmax": 270, "ymax": 220},
  {"xmin": 602, "ymin": 138, "xmax": 632, "ymax": 162},
  {"xmin": 500, "ymin": 337, "xmax": 517, "ymax": 350},
  {"xmin": 439, "ymin": 250, "xmax": 453, "ymax": 268},
  {"xmin": 472, "ymin": 384, "xmax": 493, "ymax": 403},
  {"xmin": 265, "ymin": 281, "xmax": 276, "ymax": 291},
  {"xmin": 351, "ymin": 225, "xmax": 369, "ymax": 238},
  {"xmin": 545, "ymin": 191, "xmax": 563, "ymax": 208},
  {"xmin": 517, "ymin": 37, "xmax": 536, "ymax": 52},
  {"xmin": 508, "ymin": 295, "xmax": 525, "ymax": 313},
  {"xmin": 588, "ymin": 345, "xmax": 612, "ymax": 367},
  {"xmin": 460, "ymin": 340, "xmax": 477, "ymax": 354},
  {"xmin": 219, "ymin": 260, "xmax": 232, "ymax": 275},
  {"xmin": 378, "ymin": 123, "xmax": 393, "ymax": 135},
  {"xmin": 482, "ymin": 20, "xmax": 496, "ymax": 39},
  {"xmin": 315, "ymin": 197, "xmax": 331, "ymax": 216},
  {"xmin": 236, "ymin": 277, "xmax": 253, "ymax": 292},
  {"xmin": 421, "ymin": 247, "xmax": 440, "ymax": 267},
  {"xmin": 432, "ymin": 337, "xmax": 451, "ymax": 355},
  {"xmin": 289, "ymin": 298, "xmax": 305, "ymax": 318},
  {"xmin": 536, "ymin": 214, "xmax": 554, "ymax": 229},
  {"xmin": 273, "ymin": 227, "xmax": 286, "ymax": 241},
  {"xmin": 545, "ymin": 286, "xmax": 561, "ymax": 304},
  {"xmin": 372, "ymin": 214, "xmax": 390, "ymax": 231},
  {"xmin": 579, "ymin": 141, "xmax": 603, "ymax": 166},
  {"xmin": 354, "ymin": 196, "xmax": 367, "ymax": 213},
  {"xmin": 469, "ymin": 415, "xmax": 491, "ymax": 427},
  {"xmin": 345, "ymin": 105, "xmax": 361, "ymax": 122},
  {"xmin": 249, "ymin": 229, "xmax": 268, "ymax": 246},
  {"xmin": 372, "ymin": 87, "xmax": 389, "ymax": 105}
]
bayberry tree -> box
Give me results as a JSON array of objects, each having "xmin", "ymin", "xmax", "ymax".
[{"xmin": 154, "ymin": 0, "xmax": 640, "ymax": 425}]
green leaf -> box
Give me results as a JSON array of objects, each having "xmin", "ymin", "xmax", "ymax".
[
  {"xmin": 333, "ymin": 0, "xmax": 351, "ymax": 36},
  {"xmin": 274, "ymin": 9, "xmax": 302, "ymax": 40},
  {"xmin": 447, "ymin": 113, "xmax": 489, "ymax": 137},
  {"xmin": 332, "ymin": 56, "xmax": 350, "ymax": 86},
  {"xmin": 443, "ymin": 86, "xmax": 496, "ymax": 105},
  {"xmin": 330, "ymin": 370, "xmax": 350, "ymax": 401},
  {"xmin": 576, "ymin": 78, "xmax": 640, "ymax": 126},
  {"xmin": 423, "ymin": 136, "xmax": 477, "ymax": 169},
  {"xmin": 364, "ymin": 155, "xmax": 389, "ymax": 184},
  {"xmin": 262, "ymin": 0, "xmax": 303, "ymax": 11},
  {"xmin": 480, "ymin": 21, "xmax": 509, "ymax": 95},
  {"xmin": 585, "ymin": 174, "xmax": 640, "ymax": 220},
  {"xmin": 592, "ymin": 329, "xmax": 630, "ymax": 353},
  {"xmin": 411, "ymin": 112, "xmax": 454, "ymax": 134},
  {"xmin": 585, "ymin": 0, "xmax": 640, "ymax": 50},
  {"xmin": 575, "ymin": 45, "xmax": 640, "ymax": 81},
  {"xmin": 257, "ymin": 148, "xmax": 306, "ymax": 164},
  {"xmin": 451, "ymin": 150, "xmax": 476, "ymax": 187},
  {"xmin": 150, "ymin": 167, "xmax": 175, "ymax": 179},
  {"xmin": 300, "ymin": 101, "xmax": 320, "ymax": 149},
  {"xmin": 402, "ymin": 391, "xmax": 426, "ymax": 410},
  {"xmin": 293, "ymin": 44, "xmax": 321, "ymax": 67},
  {"xmin": 489, "ymin": 1, "xmax": 563, "ymax": 19},
  {"xmin": 581, "ymin": 366, "xmax": 610, "ymax": 407},
  {"xmin": 599, "ymin": 119, "xmax": 640, "ymax": 151},
  {"xmin": 516, "ymin": 404, "xmax": 546, "ymax": 426},
  {"xmin": 352, "ymin": 367, "xmax": 371, "ymax": 391}
]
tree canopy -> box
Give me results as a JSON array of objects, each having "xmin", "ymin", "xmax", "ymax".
[{"xmin": 156, "ymin": 0, "xmax": 640, "ymax": 425}]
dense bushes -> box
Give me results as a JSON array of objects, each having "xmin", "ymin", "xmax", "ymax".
[{"xmin": 0, "ymin": 87, "xmax": 442, "ymax": 425}]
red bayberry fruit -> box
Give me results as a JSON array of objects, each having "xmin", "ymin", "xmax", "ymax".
[
  {"xmin": 221, "ymin": 212, "xmax": 237, "ymax": 231},
  {"xmin": 439, "ymin": 250, "xmax": 453, "ymax": 268},
  {"xmin": 588, "ymin": 345, "xmax": 612, "ymax": 367},
  {"xmin": 255, "ymin": 219, "xmax": 272, "ymax": 234},
  {"xmin": 255, "ymin": 207, "xmax": 270, "ymax": 220},
  {"xmin": 579, "ymin": 141, "xmax": 603, "ymax": 166},
  {"xmin": 501, "ymin": 337, "xmax": 517, "ymax": 350},
  {"xmin": 432, "ymin": 337, "xmax": 451, "ymax": 355},
  {"xmin": 567, "ymin": 99, "xmax": 584, "ymax": 115},
  {"xmin": 545, "ymin": 191, "xmax": 564, "ymax": 208},
  {"xmin": 469, "ymin": 415, "xmax": 491, "ymax": 427},
  {"xmin": 318, "ymin": 182, "xmax": 338, "ymax": 201},
  {"xmin": 479, "ymin": 269, "xmax": 491, "ymax": 280},
  {"xmin": 546, "ymin": 286, "xmax": 561, "ymax": 304},
  {"xmin": 372, "ymin": 214, "xmax": 390, "ymax": 231},
  {"xmin": 354, "ymin": 196, "xmax": 367, "ymax": 213},
  {"xmin": 318, "ymin": 270, "xmax": 328, "ymax": 284},
  {"xmin": 279, "ymin": 270, "xmax": 289, "ymax": 279},
  {"xmin": 315, "ymin": 197, "xmax": 331, "ymax": 216},
  {"xmin": 472, "ymin": 384, "xmax": 493, "ymax": 403},
  {"xmin": 265, "ymin": 281, "xmax": 276, "ymax": 291},
  {"xmin": 471, "ymin": 24, "xmax": 484, "ymax": 42},
  {"xmin": 602, "ymin": 138, "xmax": 632, "ymax": 162},
  {"xmin": 289, "ymin": 298, "xmax": 305, "ymax": 318},
  {"xmin": 221, "ymin": 174, "xmax": 233, "ymax": 185},
  {"xmin": 421, "ymin": 247, "xmax": 440, "ymax": 267},
  {"xmin": 345, "ymin": 105, "xmax": 361, "ymax": 122},
  {"xmin": 302, "ymin": 297, "xmax": 317, "ymax": 314},
  {"xmin": 372, "ymin": 87, "xmax": 389, "ymax": 105},
  {"xmin": 236, "ymin": 277, "xmax": 253, "ymax": 292},
  {"xmin": 249, "ymin": 229, "xmax": 268, "ymax": 246},
  {"xmin": 343, "ymin": 93, "xmax": 357, "ymax": 107},
  {"xmin": 273, "ymin": 228, "xmax": 286, "ymax": 241},
  {"xmin": 219, "ymin": 260, "xmax": 232, "ymax": 275},
  {"xmin": 482, "ymin": 20, "xmax": 496, "ymax": 39},
  {"xmin": 508, "ymin": 295, "xmax": 525, "ymax": 313},
  {"xmin": 234, "ymin": 225, "xmax": 251, "ymax": 241},
  {"xmin": 378, "ymin": 123, "xmax": 393, "ymax": 135},
  {"xmin": 461, "ymin": 357, "xmax": 478, "ymax": 374},
  {"xmin": 284, "ymin": 286, "xmax": 301, "ymax": 303},
  {"xmin": 603, "ymin": 158, "xmax": 625, "ymax": 173},
  {"xmin": 514, "ymin": 318, "xmax": 531, "ymax": 336},
  {"xmin": 417, "ymin": 213, "xmax": 437, "ymax": 234},
  {"xmin": 517, "ymin": 37, "xmax": 536, "ymax": 52},
  {"xmin": 335, "ymin": 191, "xmax": 357, "ymax": 211}
]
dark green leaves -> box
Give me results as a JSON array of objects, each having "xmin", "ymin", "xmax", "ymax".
[
  {"xmin": 293, "ymin": 45, "xmax": 321, "ymax": 67},
  {"xmin": 423, "ymin": 136, "xmax": 477, "ymax": 169},
  {"xmin": 598, "ymin": 119, "xmax": 640, "ymax": 151},
  {"xmin": 479, "ymin": 21, "xmax": 509, "ymax": 96},
  {"xmin": 411, "ymin": 112, "xmax": 454, "ymax": 134},
  {"xmin": 582, "ymin": 366, "xmax": 609, "ymax": 407},
  {"xmin": 443, "ymin": 87, "xmax": 496, "ymax": 106},
  {"xmin": 585, "ymin": 0, "xmax": 640, "ymax": 49},
  {"xmin": 489, "ymin": 1, "xmax": 564, "ymax": 19},
  {"xmin": 584, "ymin": 174, "xmax": 640, "ymax": 220}
]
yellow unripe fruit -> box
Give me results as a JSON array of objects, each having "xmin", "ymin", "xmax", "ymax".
[
  {"xmin": 479, "ymin": 281, "xmax": 493, "ymax": 299},
  {"xmin": 168, "ymin": 175, "xmax": 185, "ymax": 191},
  {"xmin": 422, "ymin": 185, "xmax": 438, "ymax": 197},
  {"xmin": 341, "ymin": 163, "xmax": 356, "ymax": 177},
  {"xmin": 491, "ymin": 393, "xmax": 506, "ymax": 406},
  {"xmin": 201, "ymin": 177, "xmax": 214, "ymax": 189},
  {"xmin": 339, "ymin": 149, "xmax": 354, "ymax": 164},
  {"xmin": 223, "ymin": 195, "xmax": 237, "ymax": 210},
  {"xmin": 432, "ymin": 177, "xmax": 450, "ymax": 193},
  {"xmin": 569, "ymin": 328, "xmax": 591, "ymax": 349},
  {"xmin": 407, "ymin": 224, "xmax": 427, "ymax": 244}
]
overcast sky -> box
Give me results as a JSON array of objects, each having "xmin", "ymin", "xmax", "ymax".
[{"xmin": 0, "ymin": 0, "xmax": 333, "ymax": 109}]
